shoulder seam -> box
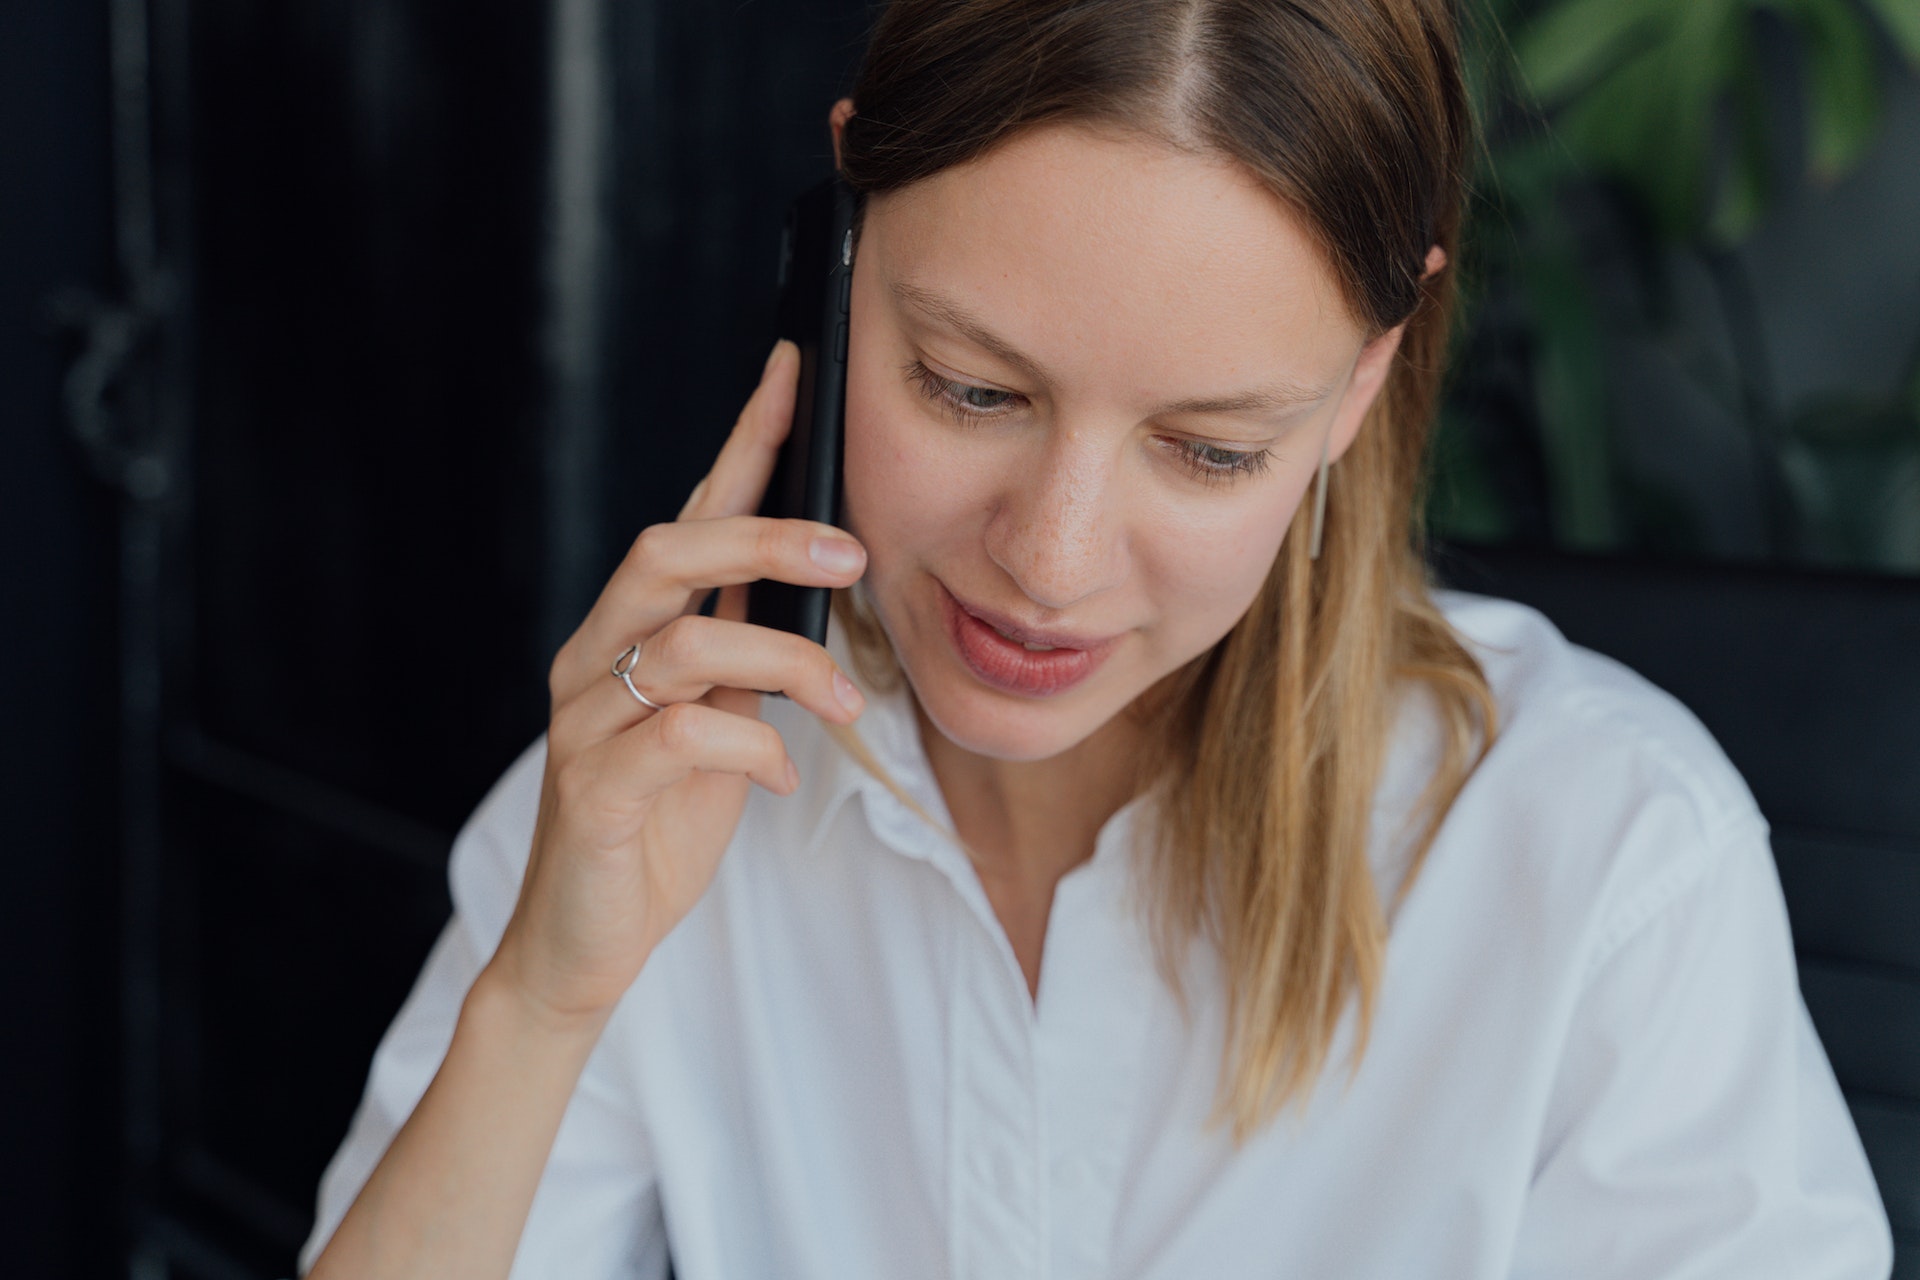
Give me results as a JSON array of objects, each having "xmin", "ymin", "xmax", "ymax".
[
  {"xmin": 1583, "ymin": 808, "xmax": 1770, "ymax": 979},
  {"xmin": 1558, "ymin": 679, "xmax": 1762, "ymax": 837},
  {"xmin": 1553, "ymin": 679, "xmax": 1770, "ymax": 979}
]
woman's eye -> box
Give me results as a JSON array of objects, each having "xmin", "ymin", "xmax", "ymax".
[
  {"xmin": 906, "ymin": 359, "xmax": 1271, "ymax": 487},
  {"xmin": 1174, "ymin": 440, "xmax": 1273, "ymax": 486},
  {"xmin": 906, "ymin": 361, "xmax": 1022, "ymax": 418}
]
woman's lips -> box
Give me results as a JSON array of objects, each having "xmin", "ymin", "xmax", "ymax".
[{"xmin": 937, "ymin": 583, "xmax": 1120, "ymax": 698}]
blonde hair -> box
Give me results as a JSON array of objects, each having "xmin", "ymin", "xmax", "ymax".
[{"xmin": 832, "ymin": 0, "xmax": 1500, "ymax": 1141}]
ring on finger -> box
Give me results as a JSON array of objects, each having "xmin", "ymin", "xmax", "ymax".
[{"xmin": 611, "ymin": 643, "xmax": 670, "ymax": 711}]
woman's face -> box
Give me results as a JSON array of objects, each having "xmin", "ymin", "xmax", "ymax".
[{"xmin": 841, "ymin": 120, "xmax": 1402, "ymax": 763}]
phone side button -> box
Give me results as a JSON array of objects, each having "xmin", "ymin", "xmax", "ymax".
[
  {"xmin": 834, "ymin": 321, "xmax": 848, "ymax": 362},
  {"xmin": 839, "ymin": 272, "xmax": 852, "ymax": 314}
]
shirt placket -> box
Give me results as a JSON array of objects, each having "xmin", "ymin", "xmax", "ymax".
[
  {"xmin": 949, "ymin": 916, "xmax": 1045, "ymax": 1280},
  {"xmin": 848, "ymin": 737, "xmax": 1151, "ymax": 1280},
  {"xmin": 1034, "ymin": 830, "xmax": 1155, "ymax": 1280},
  {"xmin": 937, "ymin": 820, "xmax": 1156, "ymax": 1280},
  {"xmin": 856, "ymin": 782, "xmax": 1049, "ymax": 1278}
]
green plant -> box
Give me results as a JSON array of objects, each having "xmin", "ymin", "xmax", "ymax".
[
  {"xmin": 1433, "ymin": 0, "xmax": 1920, "ymax": 569},
  {"xmin": 1779, "ymin": 344, "xmax": 1920, "ymax": 570}
]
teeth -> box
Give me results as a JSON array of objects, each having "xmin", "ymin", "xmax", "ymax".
[{"xmin": 988, "ymin": 621, "xmax": 1057, "ymax": 651}]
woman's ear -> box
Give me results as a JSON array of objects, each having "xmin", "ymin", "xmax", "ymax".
[
  {"xmin": 1324, "ymin": 322, "xmax": 1405, "ymax": 466},
  {"xmin": 1324, "ymin": 244, "xmax": 1447, "ymax": 464},
  {"xmin": 829, "ymin": 98, "xmax": 856, "ymax": 170}
]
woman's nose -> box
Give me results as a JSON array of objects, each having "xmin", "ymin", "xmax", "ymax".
[{"xmin": 983, "ymin": 429, "xmax": 1129, "ymax": 612}]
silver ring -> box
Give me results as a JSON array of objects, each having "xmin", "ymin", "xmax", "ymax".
[{"xmin": 611, "ymin": 643, "xmax": 667, "ymax": 711}]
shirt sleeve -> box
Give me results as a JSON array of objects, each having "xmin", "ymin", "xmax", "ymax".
[
  {"xmin": 1508, "ymin": 814, "xmax": 1894, "ymax": 1279},
  {"xmin": 297, "ymin": 738, "xmax": 670, "ymax": 1280}
]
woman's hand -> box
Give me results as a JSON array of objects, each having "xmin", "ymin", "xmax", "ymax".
[{"xmin": 487, "ymin": 340, "xmax": 867, "ymax": 1027}]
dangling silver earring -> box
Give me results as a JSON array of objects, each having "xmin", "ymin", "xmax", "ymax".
[{"xmin": 1307, "ymin": 436, "xmax": 1331, "ymax": 561}]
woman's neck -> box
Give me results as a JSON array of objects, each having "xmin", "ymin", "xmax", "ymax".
[
  {"xmin": 913, "ymin": 695, "xmax": 1148, "ymax": 1003},
  {"xmin": 913, "ymin": 696, "xmax": 1147, "ymax": 894}
]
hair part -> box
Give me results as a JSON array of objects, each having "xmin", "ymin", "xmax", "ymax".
[{"xmin": 832, "ymin": 0, "xmax": 1498, "ymax": 1142}]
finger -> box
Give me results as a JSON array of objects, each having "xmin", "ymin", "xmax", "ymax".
[
  {"xmin": 638, "ymin": 515, "xmax": 862, "ymax": 602},
  {"xmin": 679, "ymin": 339, "xmax": 799, "ymax": 522},
  {"xmin": 640, "ymin": 614, "xmax": 863, "ymax": 724},
  {"xmin": 554, "ymin": 614, "xmax": 863, "ymax": 751},
  {"xmin": 556, "ymin": 518, "xmax": 865, "ymax": 701},
  {"xmin": 556, "ymin": 657, "xmax": 670, "ymax": 749},
  {"xmin": 565, "ymin": 702, "xmax": 799, "ymax": 814}
]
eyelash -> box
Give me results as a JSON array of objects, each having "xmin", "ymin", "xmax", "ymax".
[{"xmin": 903, "ymin": 360, "xmax": 1274, "ymax": 486}]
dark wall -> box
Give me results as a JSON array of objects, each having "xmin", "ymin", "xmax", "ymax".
[
  {"xmin": 36, "ymin": 2, "xmax": 874, "ymax": 1277},
  {"xmin": 0, "ymin": 6, "xmax": 121, "ymax": 1280},
  {"xmin": 143, "ymin": 2, "xmax": 549, "ymax": 1273}
]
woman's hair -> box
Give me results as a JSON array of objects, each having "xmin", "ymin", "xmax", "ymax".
[{"xmin": 827, "ymin": 0, "xmax": 1499, "ymax": 1142}]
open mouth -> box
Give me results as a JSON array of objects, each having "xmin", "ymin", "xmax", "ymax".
[
  {"xmin": 994, "ymin": 625, "xmax": 1061, "ymax": 652},
  {"xmin": 936, "ymin": 582, "xmax": 1119, "ymax": 698}
]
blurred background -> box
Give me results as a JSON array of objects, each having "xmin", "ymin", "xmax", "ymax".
[{"xmin": 3, "ymin": 0, "xmax": 1916, "ymax": 1276}]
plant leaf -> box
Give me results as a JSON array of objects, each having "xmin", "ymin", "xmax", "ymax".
[
  {"xmin": 1709, "ymin": 31, "xmax": 1775, "ymax": 242},
  {"xmin": 1513, "ymin": 0, "xmax": 1668, "ymax": 106},
  {"xmin": 1860, "ymin": 0, "xmax": 1920, "ymax": 69},
  {"xmin": 1520, "ymin": 243, "xmax": 1618, "ymax": 548},
  {"xmin": 1779, "ymin": 0, "xmax": 1884, "ymax": 180},
  {"xmin": 1556, "ymin": 0, "xmax": 1738, "ymax": 241}
]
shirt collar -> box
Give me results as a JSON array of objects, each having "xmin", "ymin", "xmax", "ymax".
[
  {"xmin": 794, "ymin": 608, "xmax": 1156, "ymax": 884},
  {"xmin": 786, "ymin": 608, "xmax": 966, "ymax": 874},
  {"xmin": 789, "ymin": 611, "xmax": 1451, "ymax": 915}
]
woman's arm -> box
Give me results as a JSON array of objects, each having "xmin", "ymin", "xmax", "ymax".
[
  {"xmin": 305, "ymin": 965, "xmax": 617, "ymax": 1280},
  {"xmin": 299, "ymin": 742, "xmax": 668, "ymax": 1280},
  {"xmin": 301, "ymin": 340, "xmax": 866, "ymax": 1276}
]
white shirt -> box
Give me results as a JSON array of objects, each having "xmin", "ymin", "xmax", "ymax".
[{"xmin": 300, "ymin": 590, "xmax": 1893, "ymax": 1279}]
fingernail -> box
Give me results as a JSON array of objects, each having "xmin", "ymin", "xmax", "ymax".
[
  {"xmin": 833, "ymin": 670, "xmax": 865, "ymax": 717},
  {"xmin": 764, "ymin": 339, "xmax": 787, "ymax": 375},
  {"xmin": 784, "ymin": 758, "xmax": 801, "ymax": 792},
  {"xmin": 809, "ymin": 536, "xmax": 865, "ymax": 575}
]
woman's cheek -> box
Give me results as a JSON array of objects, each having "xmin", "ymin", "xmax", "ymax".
[
  {"xmin": 840, "ymin": 390, "xmax": 904, "ymax": 541},
  {"xmin": 1141, "ymin": 500, "xmax": 1288, "ymax": 626},
  {"xmin": 849, "ymin": 407, "xmax": 993, "ymax": 544},
  {"xmin": 1150, "ymin": 540, "xmax": 1247, "ymax": 628}
]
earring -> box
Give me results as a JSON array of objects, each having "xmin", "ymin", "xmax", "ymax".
[{"xmin": 1307, "ymin": 436, "xmax": 1330, "ymax": 561}]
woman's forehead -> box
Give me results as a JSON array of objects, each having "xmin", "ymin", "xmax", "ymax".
[{"xmin": 862, "ymin": 122, "xmax": 1364, "ymax": 401}]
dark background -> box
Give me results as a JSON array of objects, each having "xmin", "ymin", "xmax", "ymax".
[
  {"xmin": 4, "ymin": 1, "xmax": 1916, "ymax": 1277},
  {"xmin": 7, "ymin": 1, "xmax": 872, "ymax": 1275}
]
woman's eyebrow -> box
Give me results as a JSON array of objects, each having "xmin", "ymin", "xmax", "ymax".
[
  {"xmin": 1160, "ymin": 383, "xmax": 1331, "ymax": 417},
  {"xmin": 892, "ymin": 279, "xmax": 1051, "ymax": 383},
  {"xmin": 889, "ymin": 278, "xmax": 1332, "ymax": 418}
]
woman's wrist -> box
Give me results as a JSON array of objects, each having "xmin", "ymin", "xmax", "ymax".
[{"xmin": 467, "ymin": 952, "xmax": 620, "ymax": 1052}]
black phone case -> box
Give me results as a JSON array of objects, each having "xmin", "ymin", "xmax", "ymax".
[{"xmin": 747, "ymin": 175, "xmax": 855, "ymax": 649}]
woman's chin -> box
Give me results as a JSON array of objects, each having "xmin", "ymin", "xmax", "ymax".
[{"xmin": 902, "ymin": 656, "xmax": 1122, "ymax": 763}]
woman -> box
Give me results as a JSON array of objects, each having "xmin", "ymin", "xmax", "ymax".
[{"xmin": 301, "ymin": 1, "xmax": 1892, "ymax": 1276}]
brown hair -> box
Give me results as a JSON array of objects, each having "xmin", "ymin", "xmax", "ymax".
[{"xmin": 828, "ymin": 0, "xmax": 1498, "ymax": 1141}]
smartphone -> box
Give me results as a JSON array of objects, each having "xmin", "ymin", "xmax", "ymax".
[{"xmin": 746, "ymin": 174, "xmax": 856, "ymax": 649}]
